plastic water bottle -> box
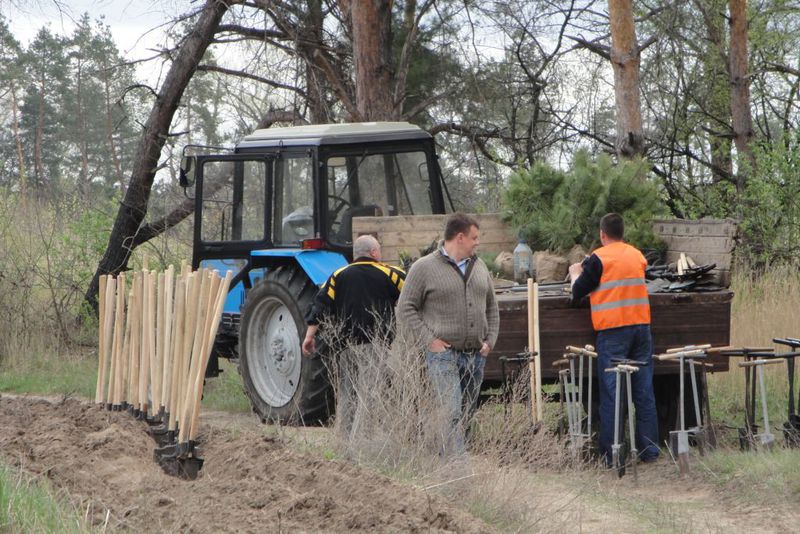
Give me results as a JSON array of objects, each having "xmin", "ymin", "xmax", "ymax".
[{"xmin": 513, "ymin": 239, "xmax": 533, "ymax": 283}]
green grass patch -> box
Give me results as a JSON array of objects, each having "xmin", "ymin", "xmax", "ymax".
[
  {"xmin": 0, "ymin": 463, "xmax": 91, "ymax": 533},
  {"xmin": 701, "ymin": 448, "xmax": 800, "ymax": 504},
  {"xmin": 201, "ymin": 358, "xmax": 251, "ymax": 413},
  {"xmin": 0, "ymin": 354, "xmax": 96, "ymax": 399}
]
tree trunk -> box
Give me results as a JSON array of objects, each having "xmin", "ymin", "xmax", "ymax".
[
  {"xmin": 9, "ymin": 79, "xmax": 27, "ymax": 199},
  {"xmin": 301, "ymin": 0, "xmax": 327, "ymax": 123},
  {"xmin": 348, "ymin": 0, "xmax": 395, "ymax": 120},
  {"xmin": 701, "ymin": 0, "xmax": 733, "ymax": 185},
  {"xmin": 76, "ymin": 60, "xmax": 91, "ymax": 195},
  {"xmin": 608, "ymin": 0, "xmax": 645, "ymax": 158},
  {"xmin": 35, "ymin": 89, "xmax": 45, "ymax": 187},
  {"xmin": 101, "ymin": 60, "xmax": 125, "ymax": 190},
  {"xmin": 84, "ymin": 0, "xmax": 232, "ymax": 313},
  {"xmin": 729, "ymin": 0, "xmax": 755, "ymax": 195}
]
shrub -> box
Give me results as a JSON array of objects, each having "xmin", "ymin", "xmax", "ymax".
[{"xmin": 501, "ymin": 151, "xmax": 666, "ymax": 252}]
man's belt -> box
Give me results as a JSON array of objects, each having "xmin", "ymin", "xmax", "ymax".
[{"xmin": 452, "ymin": 343, "xmax": 482, "ymax": 352}]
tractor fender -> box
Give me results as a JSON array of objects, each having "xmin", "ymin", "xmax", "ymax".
[{"xmin": 250, "ymin": 249, "xmax": 348, "ymax": 286}]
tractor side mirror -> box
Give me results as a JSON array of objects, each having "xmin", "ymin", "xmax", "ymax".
[{"xmin": 179, "ymin": 156, "xmax": 196, "ymax": 187}]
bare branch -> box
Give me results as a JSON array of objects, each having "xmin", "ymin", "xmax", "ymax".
[{"xmin": 196, "ymin": 64, "xmax": 307, "ymax": 97}]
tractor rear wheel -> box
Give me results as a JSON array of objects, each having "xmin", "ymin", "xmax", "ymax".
[{"xmin": 238, "ymin": 265, "xmax": 332, "ymax": 424}]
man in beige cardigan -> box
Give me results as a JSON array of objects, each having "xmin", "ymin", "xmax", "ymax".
[{"xmin": 397, "ymin": 213, "xmax": 499, "ymax": 457}]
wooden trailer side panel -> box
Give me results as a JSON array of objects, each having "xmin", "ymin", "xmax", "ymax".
[{"xmin": 489, "ymin": 290, "xmax": 733, "ymax": 384}]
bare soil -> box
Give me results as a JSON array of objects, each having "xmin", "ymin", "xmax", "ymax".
[
  {"xmin": 0, "ymin": 395, "xmax": 493, "ymax": 533},
  {"xmin": 3, "ymin": 393, "xmax": 798, "ymax": 533}
]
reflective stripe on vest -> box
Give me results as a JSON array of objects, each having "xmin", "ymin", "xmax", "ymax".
[{"xmin": 589, "ymin": 242, "xmax": 650, "ymax": 330}]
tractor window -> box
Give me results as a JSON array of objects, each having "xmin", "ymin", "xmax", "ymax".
[
  {"xmin": 326, "ymin": 151, "xmax": 433, "ymax": 245},
  {"xmin": 200, "ymin": 160, "xmax": 267, "ymax": 242},
  {"xmin": 273, "ymin": 155, "xmax": 314, "ymax": 246}
]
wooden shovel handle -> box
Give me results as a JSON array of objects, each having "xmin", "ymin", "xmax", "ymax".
[
  {"xmin": 566, "ymin": 345, "xmax": 598, "ymax": 358},
  {"xmin": 666, "ymin": 344, "xmax": 711, "ymax": 354},
  {"xmin": 720, "ymin": 347, "xmax": 775, "ymax": 356},
  {"xmin": 738, "ymin": 358, "xmax": 784, "ymax": 368},
  {"xmin": 656, "ymin": 349, "xmax": 706, "ymax": 360},
  {"xmin": 605, "ymin": 364, "xmax": 640, "ymax": 373}
]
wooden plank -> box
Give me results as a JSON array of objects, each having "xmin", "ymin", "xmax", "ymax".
[
  {"xmin": 660, "ymin": 235, "xmax": 735, "ymax": 254},
  {"xmin": 653, "ymin": 218, "xmax": 738, "ymax": 238},
  {"xmin": 353, "ymin": 213, "xmax": 517, "ymax": 265},
  {"xmin": 374, "ymin": 228, "xmax": 514, "ymax": 248},
  {"xmin": 354, "ymin": 213, "xmax": 510, "ymax": 231}
]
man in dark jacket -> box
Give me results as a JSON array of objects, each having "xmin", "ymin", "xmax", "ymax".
[{"xmin": 302, "ymin": 234, "xmax": 405, "ymax": 436}]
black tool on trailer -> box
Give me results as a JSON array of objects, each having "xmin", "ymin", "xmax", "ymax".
[
  {"xmin": 769, "ymin": 338, "xmax": 800, "ymax": 447},
  {"xmin": 717, "ymin": 347, "xmax": 775, "ymax": 450},
  {"xmin": 605, "ymin": 359, "xmax": 646, "ymax": 480}
]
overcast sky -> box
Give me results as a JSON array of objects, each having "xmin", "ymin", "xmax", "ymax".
[{"xmin": 3, "ymin": 0, "xmax": 187, "ymax": 60}]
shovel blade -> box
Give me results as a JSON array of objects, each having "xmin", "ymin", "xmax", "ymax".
[{"xmin": 758, "ymin": 432, "xmax": 776, "ymax": 451}]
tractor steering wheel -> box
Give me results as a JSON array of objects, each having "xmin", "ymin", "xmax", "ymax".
[{"xmin": 328, "ymin": 195, "xmax": 351, "ymax": 220}]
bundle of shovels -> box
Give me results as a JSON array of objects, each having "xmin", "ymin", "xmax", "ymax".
[{"xmin": 95, "ymin": 264, "xmax": 232, "ymax": 479}]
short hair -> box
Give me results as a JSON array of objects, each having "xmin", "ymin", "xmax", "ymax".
[
  {"xmin": 353, "ymin": 234, "xmax": 380, "ymax": 258},
  {"xmin": 444, "ymin": 213, "xmax": 479, "ymax": 241},
  {"xmin": 600, "ymin": 213, "xmax": 624, "ymax": 240}
]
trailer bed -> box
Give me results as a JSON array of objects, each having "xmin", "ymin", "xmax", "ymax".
[{"xmin": 489, "ymin": 285, "xmax": 733, "ymax": 384}]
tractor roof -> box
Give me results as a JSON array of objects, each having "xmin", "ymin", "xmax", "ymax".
[{"xmin": 237, "ymin": 121, "xmax": 431, "ymax": 149}]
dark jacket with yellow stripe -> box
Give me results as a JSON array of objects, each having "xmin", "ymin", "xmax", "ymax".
[{"xmin": 305, "ymin": 257, "xmax": 406, "ymax": 345}]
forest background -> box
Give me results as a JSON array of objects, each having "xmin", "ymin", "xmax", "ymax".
[{"xmin": 1, "ymin": 0, "xmax": 799, "ymax": 350}]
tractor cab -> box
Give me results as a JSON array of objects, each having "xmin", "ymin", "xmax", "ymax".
[{"xmin": 180, "ymin": 122, "xmax": 448, "ymax": 423}]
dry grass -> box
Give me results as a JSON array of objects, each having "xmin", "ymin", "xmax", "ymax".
[
  {"xmin": 707, "ymin": 265, "xmax": 800, "ymax": 436},
  {"xmin": 309, "ymin": 265, "xmax": 800, "ymax": 531},
  {"xmin": 314, "ymin": 319, "xmax": 593, "ymax": 532}
]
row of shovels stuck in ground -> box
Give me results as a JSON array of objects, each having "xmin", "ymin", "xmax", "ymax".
[
  {"xmin": 95, "ymin": 263, "xmax": 232, "ymax": 479},
  {"xmin": 547, "ymin": 339, "xmax": 800, "ymax": 480}
]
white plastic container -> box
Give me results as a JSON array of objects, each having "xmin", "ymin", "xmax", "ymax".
[{"xmin": 513, "ymin": 239, "xmax": 533, "ymax": 283}]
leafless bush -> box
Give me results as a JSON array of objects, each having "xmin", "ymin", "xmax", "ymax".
[
  {"xmin": 316, "ymin": 314, "xmax": 587, "ymax": 477},
  {"xmin": 316, "ymin": 319, "xmax": 452, "ymax": 479}
]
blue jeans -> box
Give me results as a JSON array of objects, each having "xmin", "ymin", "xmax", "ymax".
[
  {"xmin": 597, "ymin": 324, "xmax": 659, "ymax": 464},
  {"xmin": 425, "ymin": 348, "xmax": 486, "ymax": 457}
]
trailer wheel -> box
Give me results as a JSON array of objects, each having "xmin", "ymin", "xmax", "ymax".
[{"xmin": 238, "ymin": 266, "xmax": 332, "ymax": 425}]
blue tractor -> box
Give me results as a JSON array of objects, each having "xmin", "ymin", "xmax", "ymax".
[{"xmin": 179, "ymin": 122, "xmax": 449, "ymax": 424}]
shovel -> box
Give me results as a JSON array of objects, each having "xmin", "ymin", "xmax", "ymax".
[
  {"xmin": 605, "ymin": 363, "xmax": 641, "ymax": 481},
  {"xmin": 566, "ymin": 344, "xmax": 598, "ymax": 449},
  {"xmin": 770, "ymin": 338, "xmax": 800, "ymax": 447},
  {"xmin": 656, "ymin": 349, "xmax": 706, "ymax": 474},
  {"xmin": 718, "ymin": 347, "xmax": 774, "ymax": 450},
  {"xmin": 552, "ymin": 359, "xmax": 572, "ymax": 438},
  {"xmin": 737, "ymin": 358, "xmax": 784, "ymax": 450}
]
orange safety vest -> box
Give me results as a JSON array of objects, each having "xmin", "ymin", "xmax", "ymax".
[{"xmin": 589, "ymin": 241, "xmax": 650, "ymax": 331}]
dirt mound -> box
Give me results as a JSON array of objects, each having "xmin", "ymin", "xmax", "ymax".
[{"xmin": 0, "ymin": 395, "xmax": 492, "ymax": 532}]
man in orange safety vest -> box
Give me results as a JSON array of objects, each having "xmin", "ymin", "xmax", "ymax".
[{"xmin": 569, "ymin": 213, "xmax": 659, "ymax": 465}]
